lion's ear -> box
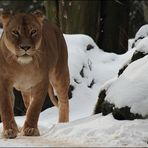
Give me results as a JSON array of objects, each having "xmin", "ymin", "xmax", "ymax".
[
  {"xmin": 32, "ymin": 10, "xmax": 44, "ymax": 24},
  {"xmin": 0, "ymin": 11, "xmax": 11, "ymax": 26}
]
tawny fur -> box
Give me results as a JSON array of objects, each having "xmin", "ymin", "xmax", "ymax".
[{"xmin": 0, "ymin": 11, "xmax": 69, "ymax": 139}]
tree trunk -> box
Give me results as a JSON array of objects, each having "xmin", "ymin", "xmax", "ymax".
[
  {"xmin": 44, "ymin": 0, "xmax": 58, "ymax": 25},
  {"xmin": 45, "ymin": 0, "xmax": 101, "ymax": 42},
  {"xmin": 62, "ymin": 0, "xmax": 101, "ymax": 42},
  {"xmin": 98, "ymin": 0, "xmax": 129, "ymax": 54}
]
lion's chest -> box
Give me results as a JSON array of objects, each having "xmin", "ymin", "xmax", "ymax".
[{"xmin": 13, "ymin": 72, "xmax": 42, "ymax": 91}]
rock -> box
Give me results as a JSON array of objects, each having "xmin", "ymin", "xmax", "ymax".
[
  {"xmin": 101, "ymin": 101, "xmax": 114, "ymax": 116},
  {"xmin": 80, "ymin": 65, "xmax": 85, "ymax": 78},
  {"xmin": 86, "ymin": 44, "xmax": 94, "ymax": 51},
  {"xmin": 118, "ymin": 64, "xmax": 128, "ymax": 76},
  {"xmin": 88, "ymin": 79, "xmax": 95, "ymax": 88},
  {"xmin": 94, "ymin": 89, "xmax": 106, "ymax": 114},
  {"xmin": 113, "ymin": 106, "xmax": 143, "ymax": 120},
  {"xmin": 94, "ymin": 92, "xmax": 144, "ymax": 120},
  {"xmin": 68, "ymin": 85, "xmax": 75, "ymax": 99},
  {"xmin": 131, "ymin": 51, "xmax": 147, "ymax": 62}
]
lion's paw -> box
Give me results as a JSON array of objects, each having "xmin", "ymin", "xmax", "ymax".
[
  {"xmin": 21, "ymin": 127, "xmax": 40, "ymax": 136},
  {"xmin": 3, "ymin": 128, "xmax": 18, "ymax": 139}
]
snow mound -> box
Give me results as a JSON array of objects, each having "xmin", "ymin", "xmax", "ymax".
[
  {"xmin": 66, "ymin": 34, "xmax": 134, "ymax": 91},
  {"xmin": 106, "ymin": 55, "xmax": 148, "ymax": 116},
  {"xmin": 132, "ymin": 24, "xmax": 148, "ymax": 47},
  {"xmin": 118, "ymin": 36, "xmax": 148, "ymax": 77},
  {"xmin": 136, "ymin": 36, "xmax": 148, "ymax": 53}
]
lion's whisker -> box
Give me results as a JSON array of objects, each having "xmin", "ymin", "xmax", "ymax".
[
  {"xmin": 36, "ymin": 49, "xmax": 43, "ymax": 55},
  {"xmin": 6, "ymin": 54, "xmax": 15, "ymax": 63}
]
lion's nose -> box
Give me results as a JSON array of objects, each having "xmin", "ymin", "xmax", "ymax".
[{"xmin": 20, "ymin": 45, "xmax": 31, "ymax": 51}]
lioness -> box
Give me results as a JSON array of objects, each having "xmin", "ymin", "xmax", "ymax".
[{"xmin": 0, "ymin": 11, "xmax": 70, "ymax": 138}]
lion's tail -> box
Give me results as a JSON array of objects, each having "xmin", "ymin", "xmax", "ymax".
[{"xmin": 48, "ymin": 83, "xmax": 58, "ymax": 107}]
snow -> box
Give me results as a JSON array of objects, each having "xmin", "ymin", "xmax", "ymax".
[
  {"xmin": 0, "ymin": 29, "xmax": 148, "ymax": 146},
  {"xmin": 135, "ymin": 36, "xmax": 148, "ymax": 53},
  {"xmin": 133, "ymin": 24, "xmax": 148, "ymax": 47},
  {"xmin": 46, "ymin": 114, "xmax": 148, "ymax": 147}
]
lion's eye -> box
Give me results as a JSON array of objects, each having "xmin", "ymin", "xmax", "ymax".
[
  {"xmin": 30, "ymin": 29, "xmax": 37, "ymax": 36},
  {"xmin": 12, "ymin": 30, "xmax": 19, "ymax": 37}
]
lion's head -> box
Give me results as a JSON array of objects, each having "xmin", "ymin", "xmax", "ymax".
[{"xmin": 0, "ymin": 11, "xmax": 44, "ymax": 64}]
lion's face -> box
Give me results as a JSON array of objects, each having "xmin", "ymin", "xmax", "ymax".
[{"xmin": 1, "ymin": 12, "xmax": 43, "ymax": 64}]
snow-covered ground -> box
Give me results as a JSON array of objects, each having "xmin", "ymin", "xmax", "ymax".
[{"xmin": 0, "ymin": 30, "xmax": 148, "ymax": 147}]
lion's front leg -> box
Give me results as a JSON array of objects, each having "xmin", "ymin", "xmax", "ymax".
[
  {"xmin": 0, "ymin": 81, "xmax": 18, "ymax": 138},
  {"xmin": 21, "ymin": 80, "xmax": 48, "ymax": 136}
]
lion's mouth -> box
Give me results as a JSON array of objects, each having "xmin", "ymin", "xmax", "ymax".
[
  {"xmin": 17, "ymin": 52, "xmax": 31, "ymax": 57},
  {"xmin": 22, "ymin": 53, "xmax": 30, "ymax": 57},
  {"xmin": 17, "ymin": 54, "xmax": 33, "ymax": 64}
]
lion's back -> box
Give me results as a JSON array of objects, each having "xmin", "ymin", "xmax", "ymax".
[{"xmin": 42, "ymin": 20, "xmax": 68, "ymax": 69}]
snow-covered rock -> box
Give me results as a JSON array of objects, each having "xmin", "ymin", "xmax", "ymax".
[
  {"xmin": 95, "ymin": 30, "xmax": 148, "ymax": 120},
  {"xmin": 132, "ymin": 24, "xmax": 148, "ymax": 48},
  {"xmin": 118, "ymin": 36, "xmax": 148, "ymax": 77}
]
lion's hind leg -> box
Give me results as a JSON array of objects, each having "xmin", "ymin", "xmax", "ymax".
[
  {"xmin": 48, "ymin": 82, "xmax": 58, "ymax": 107},
  {"xmin": 50, "ymin": 71, "xmax": 70, "ymax": 123},
  {"xmin": 21, "ymin": 91, "xmax": 31, "ymax": 110}
]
